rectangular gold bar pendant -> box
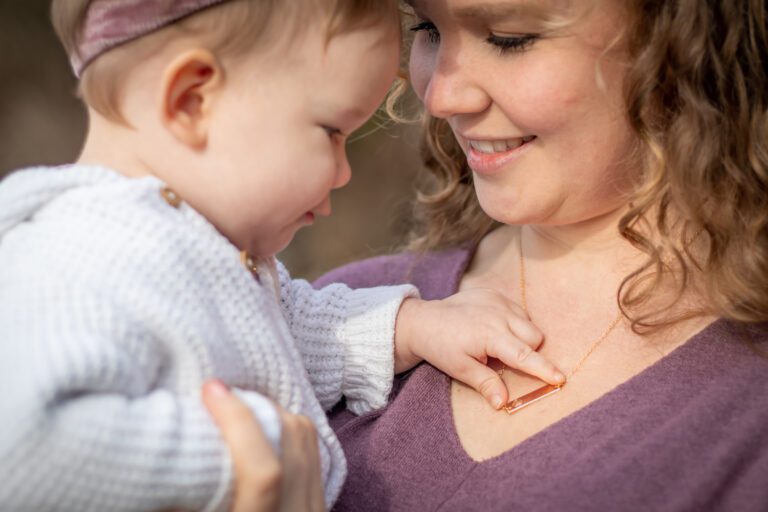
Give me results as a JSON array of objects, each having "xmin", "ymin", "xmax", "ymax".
[{"xmin": 502, "ymin": 383, "xmax": 564, "ymax": 414}]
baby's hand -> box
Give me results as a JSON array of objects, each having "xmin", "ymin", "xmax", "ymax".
[{"xmin": 394, "ymin": 289, "xmax": 565, "ymax": 410}]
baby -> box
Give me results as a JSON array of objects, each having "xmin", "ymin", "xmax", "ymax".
[{"xmin": 0, "ymin": 0, "xmax": 563, "ymax": 510}]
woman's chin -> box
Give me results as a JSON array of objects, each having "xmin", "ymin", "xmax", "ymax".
[{"xmin": 475, "ymin": 192, "xmax": 555, "ymax": 227}]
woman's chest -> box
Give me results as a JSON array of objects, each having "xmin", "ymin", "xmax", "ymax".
[
  {"xmin": 450, "ymin": 371, "xmax": 629, "ymax": 461},
  {"xmin": 450, "ymin": 339, "xmax": 665, "ymax": 460},
  {"xmin": 332, "ymin": 357, "xmax": 761, "ymax": 512},
  {"xmin": 451, "ymin": 306, "xmax": 684, "ymax": 458}
]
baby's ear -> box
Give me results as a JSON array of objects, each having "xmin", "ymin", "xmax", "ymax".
[{"xmin": 160, "ymin": 49, "xmax": 223, "ymax": 149}]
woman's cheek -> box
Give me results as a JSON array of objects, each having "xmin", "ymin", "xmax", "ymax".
[
  {"xmin": 408, "ymin": 44, "xmax": 433, "ymax": 102},
  {"xmin": 499, "ymin": 64, "xmax": 582, "ymax": 134}
]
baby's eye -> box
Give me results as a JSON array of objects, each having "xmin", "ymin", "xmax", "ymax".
[
  {"xmin": 323, "ymin": 125, "xmax": 343, "ymax": 138},
  {"xmin": 410, "ymin": 20, "xmax": 440, "ymax": 44}
]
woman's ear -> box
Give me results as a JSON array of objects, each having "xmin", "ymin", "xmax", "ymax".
[{"xmin": 160, "ymin": 49, "xmax": 223, "ymax": 149}]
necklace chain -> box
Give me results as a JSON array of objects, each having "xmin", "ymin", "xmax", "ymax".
[{"xmin": 498, "ymin": 234, "xmax": 624, "ymax": 413}]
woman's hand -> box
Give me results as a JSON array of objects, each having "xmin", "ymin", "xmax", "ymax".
[
  {"xmin": 395, "ymin": 289, "xmax": 565, "ymax": 410},
  {"xmin": 202, "ymin": 380, "xmax": 326, "ymax": 512}
]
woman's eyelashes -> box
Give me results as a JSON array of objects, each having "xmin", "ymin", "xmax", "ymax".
[
  {"xmin": 409, "ymin": 20, "xmax": 539, "ymax": 55},
  {"xmin": 410, "ymin": 21, "xmax": 441, "ymax": 44},
  {"xmin": 486, "ymin": 33, "xmax": 539, "ymax": 54}
]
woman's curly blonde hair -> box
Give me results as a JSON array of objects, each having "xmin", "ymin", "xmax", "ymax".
[{"xmin": 406, "ymin": 0, "xmax": 768, "ymax": 330}]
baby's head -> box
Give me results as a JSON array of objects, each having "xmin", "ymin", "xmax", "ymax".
[{"xmin": 52, "ymin": 0, "xmax": 401, "ymax": 257}]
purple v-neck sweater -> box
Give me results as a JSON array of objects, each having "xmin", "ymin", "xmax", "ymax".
[{"xmin": 315, "ymin": 247, "xmax": 768, "ymax": 512}]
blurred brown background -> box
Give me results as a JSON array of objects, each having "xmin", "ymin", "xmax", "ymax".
[{"xmin": 0, "ymin": 0, "xmax": 423, "ymax": 279}]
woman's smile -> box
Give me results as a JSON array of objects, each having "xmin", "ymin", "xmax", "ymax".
[{"xmin": 463, "ymin": 135, "xmax": 537, "ymax": 175}]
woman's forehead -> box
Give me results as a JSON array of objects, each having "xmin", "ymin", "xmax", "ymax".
[
  {"xmin": 405, "ymin": 0, "xmax": 618, "ymax": 40},
  {"xmin": 405, "ymin": 0, "xmax": 570, "ymax": 17}
]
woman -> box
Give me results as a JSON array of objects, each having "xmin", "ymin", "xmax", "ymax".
[
  {"xmin": 315, "ymin": 0, "xmax": 768, "ymax": 510},
  {"xmin": 222, "ymin": 0, "xmax": 768, "ymax": 510}
]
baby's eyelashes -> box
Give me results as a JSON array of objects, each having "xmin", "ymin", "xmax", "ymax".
[{"xmin": 322, "ymin": 125, "xmax": 343, "ymax": 138}]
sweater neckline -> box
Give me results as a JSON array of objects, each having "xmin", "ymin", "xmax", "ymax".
[
  {"xmin": 436, "ymin": 242, "xmax": 726, "ymax": 467},
  {"xmin": 443, "ymin": 319, "xmax": 724, "ymax": 467}
]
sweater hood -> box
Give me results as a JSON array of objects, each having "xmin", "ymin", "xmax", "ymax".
[{"xmin": 0, "ymin": 166, "xmax": 121, "ymax": 238}]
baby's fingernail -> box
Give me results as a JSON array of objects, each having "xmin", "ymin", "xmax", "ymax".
[
  {"xmin": 491, "ymin": 394, "xmax": 504, "ymax": 409},
  {"xmin": 205, "ymin": 379, "xmax": 230, "ymax": 398}
]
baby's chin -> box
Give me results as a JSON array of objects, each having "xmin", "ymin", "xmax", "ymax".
[
  {"xmin": 247, "ymin": 232, "xmax": 298, "ymax": 260},
  {"xmin": 239, "ymin": 213, "xmax": 317, "ymax": 258}
]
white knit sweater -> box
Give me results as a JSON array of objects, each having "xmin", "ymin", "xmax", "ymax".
[{"xmin": 0, "ymin": 165, "xmax": 417, "ymax": 511}]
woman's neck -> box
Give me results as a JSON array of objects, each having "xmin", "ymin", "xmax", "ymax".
[
  {"xmin": 465, "ymin": 208, "xmax": 712, "ymax": 354},
  {"xmin": 476, "ymin": 206, "xmax": 641, "ymax": 279},
  {"xmin": 524, "ymin": 206, "xmax": 636, "ymax": 264}
]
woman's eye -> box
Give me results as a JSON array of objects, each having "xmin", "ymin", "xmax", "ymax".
[
  {"xmin": 409, "ymin": 21, "xmax": 440, "ymax": 44},
  {"xmin": 486, "ymin": 34, "xmax": 539, "ymax": 55}
]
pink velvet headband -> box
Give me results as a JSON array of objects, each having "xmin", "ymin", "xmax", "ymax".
[{"xmin": 71, "ymin": 0, "xmax": 231, "ymax": 77}]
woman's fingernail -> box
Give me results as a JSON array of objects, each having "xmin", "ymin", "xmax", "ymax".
[
  {"xmin": 491, "ymin": 394, "xmax": 504, "ymax": 409},
  {"xmin": 554, "ymin": 371, "xmax": 566, "ymax": 384},
  {"xmin": 206, "ymin": 379, "xmax": 230, "ymax": 398}
]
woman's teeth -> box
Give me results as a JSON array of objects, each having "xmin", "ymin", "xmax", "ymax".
[{"xmin": 469, "ymin": 136, "xmax": 535, "ymax": 154}]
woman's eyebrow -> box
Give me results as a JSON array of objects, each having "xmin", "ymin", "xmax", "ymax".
[
  {"xmin": 452, "ymin": 2, "xmax": 552, "ymax": 21},
  {"xmin": 404, "ymin": 1, "xmax": 557, "ymax": 24}
]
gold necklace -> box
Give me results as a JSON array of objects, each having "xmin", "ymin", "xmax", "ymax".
[{"xmin": 498, "ymin": 235, "xmax": 623, "ymax": 415}]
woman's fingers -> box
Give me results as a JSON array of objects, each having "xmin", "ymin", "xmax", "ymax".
[
  {"xmin": 202, "ymin": 380, "xmax": 281, "ymax": 512},
  {"xmin": 278, "ymin": 412, "xmax": 326, "ymax": 512},
  {"xmin": 202, "ymin": 380, "xmax": 326, "ymax": 512},
  {"xmin": 295, "ymin": 417, "xmax": 325, "ymax": 512}
]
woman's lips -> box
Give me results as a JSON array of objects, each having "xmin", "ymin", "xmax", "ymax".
[{"xmin": 465, "ymin": 136, "xmax": 536, "ymax": 175}]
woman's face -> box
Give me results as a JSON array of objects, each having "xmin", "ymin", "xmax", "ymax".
[{"xmin": 408, "ymin": 0, "xmax": 638, "ymax": 227}]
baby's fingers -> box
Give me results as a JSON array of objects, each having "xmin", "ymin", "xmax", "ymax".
[
  {"xmin": 495, "ymin": 342, "xmax": 565, "ymax": 387},
  {"xmin": 506, "ymin": 314, "xmax": 545, "ymax": 350},
  {"xmin": 459, "ymin": 360, "xmax": 511, "ymax": 409}
]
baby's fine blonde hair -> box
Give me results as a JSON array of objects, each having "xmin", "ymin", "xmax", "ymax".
[{"xmin": 51, "ymin": 0, "xmax": 399, "ymax": 122}]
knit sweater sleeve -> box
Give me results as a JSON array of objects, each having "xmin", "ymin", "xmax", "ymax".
[
  {"xmin": 0, "ymin": 282, "xmax": 281, "ymax": 512},
  {"xmin": 275, "ymin": 261, "xmax": 419, "ymax": 414}
]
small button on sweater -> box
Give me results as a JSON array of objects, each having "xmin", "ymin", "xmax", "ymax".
[{"xmin": 0, "ymin": 165, "xmax": 417, "ymax": 511}]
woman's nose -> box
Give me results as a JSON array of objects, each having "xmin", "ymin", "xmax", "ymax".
[{"xmin": 420, "ymin": 47, "xmax": 491, "ymax": 119}]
